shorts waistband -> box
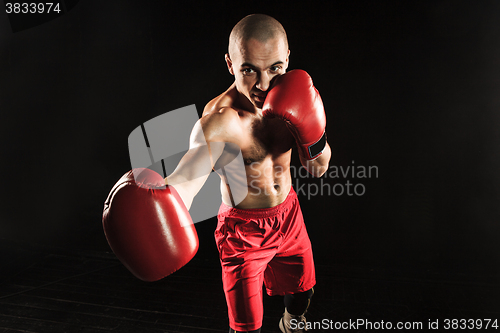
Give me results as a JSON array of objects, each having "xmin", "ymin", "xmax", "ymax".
[{"xmin": 219, "ymin": 186, "xmax": 297, "ymax": 218}]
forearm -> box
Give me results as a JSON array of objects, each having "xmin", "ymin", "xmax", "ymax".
[
  {"xmin": 299, "ymin": 142, "xmax": 331, "ymax": 177},
  {"xmin": 165, "ymin": 145, "xmax": 215, "ymax": 210},
  {"xmin": 166, "ymin": 174, "xmax": 210, "ymax": 211}
]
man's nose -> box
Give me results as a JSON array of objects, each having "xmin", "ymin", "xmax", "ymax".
[{"xmin": 256, "ymin": 72, "xmax": 272, "ymax": 92}]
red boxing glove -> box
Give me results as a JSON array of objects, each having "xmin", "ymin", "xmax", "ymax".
[
  {"xmin": 102, "ymin": 168, "xmax": 199, "ymax": 282},
  {"xmin": 263, "ymin": 69, "xmax": 327, "ymax": 160}
]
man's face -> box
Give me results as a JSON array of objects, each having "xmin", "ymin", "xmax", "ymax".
[{"xmin": 226, "ymin": 37, "xmax": 289, "ymax": 109}]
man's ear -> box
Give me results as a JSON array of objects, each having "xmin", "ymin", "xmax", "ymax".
[
  {"xmin": 284, "ymin": 49, "xmax": 290, "ymax": 70},
  {"xmin": 225, "ymin": 53, "xmax": 234, "ymax": 75}
]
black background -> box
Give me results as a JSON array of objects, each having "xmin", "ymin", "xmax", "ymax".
[{"xmin": 1, "ymin": 0, "xmax": 499, "ymax": 303}]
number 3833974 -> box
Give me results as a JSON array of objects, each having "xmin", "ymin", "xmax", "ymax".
[{"xmin": 5, "ymin": 2, "xmax": 61, "ymax": 14}]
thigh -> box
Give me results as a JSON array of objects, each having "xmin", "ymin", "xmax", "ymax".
[
  {"xmin": 263, "ymin": 240, "xmax": 316, "ymax": 296},
  {"xmin": 215, "ymin": 216, "xmax": 281, "ymax": 331},
  {"xmin": 220, "ymin": 256, "xmax": 268, "ymax": 331},
  {"xmin": 263, "ymin": 201, "xmax": 316, "ymax": 296}
]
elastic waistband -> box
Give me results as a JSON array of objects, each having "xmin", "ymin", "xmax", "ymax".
[{"xmin": 219, "ymin": 187, "xmax": 297, "ymax": 218}]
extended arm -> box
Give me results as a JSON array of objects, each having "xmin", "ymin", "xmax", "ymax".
[{"xmin": 166, "ymin": 109, "xmax": 242, "ymax": 209}]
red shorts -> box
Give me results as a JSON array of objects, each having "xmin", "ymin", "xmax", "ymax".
[{"xmin": 214, "ymin": 187, "xmax": 316, "ymax": 331}]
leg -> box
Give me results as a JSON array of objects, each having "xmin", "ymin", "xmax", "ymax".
[
  {"xmin": 284, "ymin": 287, "xmax": 314, "ymax": 315},
  {"xmin": 261, "ymin": 189, "xmax": 316, "ymax": 332},
  {"xmin": 215, "ymin": 214, "xmax": 280, "ymax": 331},
  {"xmin": 278, "ymin": 288, "xmax": 314, "ymax": 332},
  {"xmin": 221, "ymin": 264, "xmax": 266, "ymax": 332}
]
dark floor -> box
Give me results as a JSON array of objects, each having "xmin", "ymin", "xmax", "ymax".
[{"xmin": 0, "ymin": 239, "xmax": 499, "ymax": 333}]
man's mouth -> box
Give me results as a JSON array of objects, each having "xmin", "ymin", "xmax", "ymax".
[{"xmin": 252, "ymin": 93, "xmax": 266, "ymax": 102}]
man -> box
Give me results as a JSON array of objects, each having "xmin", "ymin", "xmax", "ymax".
[{"xmin": 167, "ymin": 14, "xmax": 331, "ymax": 333}]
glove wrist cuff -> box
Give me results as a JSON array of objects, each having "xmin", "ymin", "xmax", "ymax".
[{"xmin": 301, "ymin": 131, "xmax": 327, "ymax": 160}]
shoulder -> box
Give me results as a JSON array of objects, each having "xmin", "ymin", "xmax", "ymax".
[
  {"xmin": 199, "ymin": 86, "xmax": 243, "ymax": 143},
  {"xmin": 202, "ymin": 83, "xmax": 239, "ymax": 116},
  {"xmin": 200, "ymin": 108, "xmax": 242, "ymax": 144}
]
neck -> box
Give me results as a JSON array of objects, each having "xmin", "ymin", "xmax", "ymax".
[{"xmin": 232, "ymin": 85, "xmax": 262, "ymax": 115}]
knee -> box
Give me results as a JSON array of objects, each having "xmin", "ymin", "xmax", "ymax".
[
  {"xmin": 298, "ymin": 287, "xmax": 314, "ymax": 299},
  {"xmin": 289, "ymin": 287, "xmax": 314, "ymax": 303},
  {"xmin": 284, "ymin": 287, "xmax": 314, "ymax": 315}
]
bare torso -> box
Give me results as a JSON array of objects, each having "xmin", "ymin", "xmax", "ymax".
[{"xmin": 203, "ymin": 83, "xmax": 295, "ymax": 209}]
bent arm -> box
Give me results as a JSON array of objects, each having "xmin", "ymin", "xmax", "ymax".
[{"xmin": 299, "ymin": 141, "xmax": 331, "ymax": 178}]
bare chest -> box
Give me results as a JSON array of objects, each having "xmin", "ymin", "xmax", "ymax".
[{"xmin": 240, "ymin": 116, "xmax": 294, "ymax": 165}]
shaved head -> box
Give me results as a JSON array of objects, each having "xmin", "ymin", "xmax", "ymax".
[
  {"xmin": 228, "ymin": 14, "xmax": 288, "ymax": 57},
  {"xmin": 225, "ymin": 14, "xmax": 290, "ymax": 110}
]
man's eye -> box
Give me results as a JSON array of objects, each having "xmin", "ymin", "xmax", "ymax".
[
  {"xmin": 270, "ymin": 66, "xmax": 281, "ymax": 72},
  {"xmin": 242, "ymin": 68, "xmax": 255, "ymax": 75}
]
